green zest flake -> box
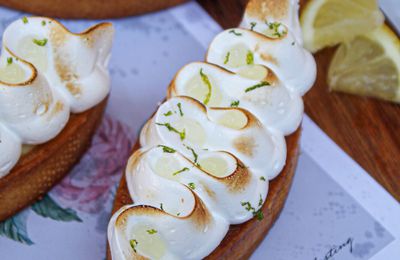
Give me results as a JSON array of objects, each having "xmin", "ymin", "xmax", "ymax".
[
  {"xmin": 200, "ymin": 68, "xmax": 212, "ymax": 105},
  {"xmin": 157, "ymin": 145, "xmax": 176, "ymax": 153},
  {"xmin": 254, "ymin": 209, "xmax": 264, "ymax": 220},
  {"xmin": 188, "ymin": 182, "xmax": 196, "ymax": 190},
  {"xmin": 33, "ymin": 38, "xmax": 48, "ymax": 47},
  {"xmin": 229, "ymin": 29, "xmax": 242, "ymax": 36},
  {"xmin": 129, "ymin": 239, "xmax": 138, "ymax": 252},
  {"xmin": 267, "ymin": 21, "xmax": 287, "ymax": 38},
  {"xmin": 241, "ymin": 201, "xmax": 255, "ymax": 212},
  {"xmin": 184, "ymin": 145, "xmax": 199, "ymax": 166},
  {"xmin": 163, "ymin": 111, "xmax": 173, "ymax": 116},
  {"xmin": 230, "ymin": 100, "xmax": 240, "ymax": 107},
  {"xmin": 260, "ymin": 176, "xmax": 266, "ymax": 181},
  {"xmin": 7, "ymin": 57, "xmax": 13, "ymax": 65},
  {"xmin": 156, "ymin": 122, "xmax": 186, "ymax": 140},
  {"xmin": 41, "ymin": 20, "xmax": 46, "ymax": 26},
  {"xmin": 246, "ymin": 51, "xmax": 254, "ymax": 65},
  {"xmin": 250, "ymin": 22, "xmax": 257, "ymax": 31},
  {"xmin": 180, "ymin": 129, "xmax": 186, "ymax": 140},
  {"xmin": 177, "ymin": 212, "xmax": 181, "ymax": 216},
  {"xmin": 241, "ymin": 201, "xmax": 264, "ymax": 221},
  {"xmin": 224, "ymin": 52, "xmax": 230, "ymax": 65},
  {"xmin": 160, "ymin": 203, "xmax": 164, "ymax": 211},
  {"xmin": 172, "ymin": 167, "xmax": 189, "ymax": 176},
  {"xmin": 146, "ymin": 229, "xmax": 157, "ymax": 235},
  {"xmin": 245, "ymin": 81, "xmax": 270, "ymax": 93},
  {"xmin": 258, "ymin": 194, "xmax": 263, "ymax": 207},
  {"xmin": 291, "ymin": 41, "xmax": 295, "ymax": 46},
  {"xmin": 177, "ymin": 102, "xmax": 184, "ymax": 116},
  {"xmin": 22, "ymin": 17, "xmax": 28, "ymax": 24}
]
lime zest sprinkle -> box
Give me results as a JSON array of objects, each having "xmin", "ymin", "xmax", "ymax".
[
  {"xmin": 246, "ymin": 51, "xmax": 254, "ymax": 65},
  {"xmin": 245, "ymin": 81, "xmax": 270, "ymax": 93},
  {"xmin": 172, "ymin": 167, "xmax": 189, "ymax": 176},
  {"xmin": 230, "ymin": 100, "xmax": 240, "ymax": 107},
  {"xmin": 241, "ymin": 201, "xmax": 264, "ymax": 221},
  {"xmin": 177, "ymin": 102, "xmax": 184, "ymax": 116},
  {"xmin": 224, "ymin": 52, "xmax": 230, "ymax": 64},
  {"xmin": 129, "ymin": 239, "xmax": 138, "ymax": 252},
  {"xmin": 200, "ymin": 68, "xmax": 212, "ymax": 105},
  {"xmin": 254, "ymin": 209, "xmax": 264, "ymax": 220},
  {"xmin": 146, "ymin": 229, "xmax": 157, "ymax": 235},
  {"xmin": 184, "ymin": 145, "xmax": 199, "ymax": 166},
  {"xmin": 33, "ymin": 38, "xmax": 48, "ymax": 46},
  {"xmin": 260, "ymin": 176, "xmax": 266, "ymax": 181},
  {"xmin": 241, "ymin": 201, "xmax": 255, "ymax": 212},
  {"xmin": 7, "ymin": 57, "xmax": 13, "ymax": 65},
  {"xmin": 266, "ymin": 21, "xmax": 287, "ymax": 38},
  {"xmin": 163, "ymin": 111, "xmax": 173, "ymax": 116},
  {"xmin": 22, "ymin": 17, "xmax": 28, "ymax": 24},
  {"xmin": 41, "ymin": 20, "xmax": 46, "ymax": 26},
  {"xmin": 156, "ymin": 122, "xmax": 186, "ymax": 140},
  {"xmin": 157, "ymin": 145, "xmax": 176, "ymax": 153},
  {"xmin": 250, "ymin": 22, "xmax": 257, "ymax": 31},
  {"xmin": 188, "ymin": 182, "xmax": 196, "ymax": 190},
  {"xmin": 229, "ymin": 29, "xmax": 242, "ymax": 36}
]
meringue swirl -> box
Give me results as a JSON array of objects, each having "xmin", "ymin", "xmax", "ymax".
[{"xmin": 0, "ymin": 17, "xmax": 114, "ymax": 178}]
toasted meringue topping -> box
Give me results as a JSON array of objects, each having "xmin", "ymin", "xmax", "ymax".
[
  {"xmin": 241, "ymin": 0, "xmax": 303, "ymax": 44},
  {"xmin": 207, "ymin": 28, "xmax": 316, "ymax": 95},
  {"xmin": 168, "ymin": 62, "xmax": 304, "ymax": 135},
  {"xmin": 140, "ymin": 97, "xmax": 286, "ymax": 179},
  {"xmin": 0, "ymin": 17, "xmax": 114, "ymax": 178},
  {"xmin": 109, "ymin": 0, "xmax": 316, "ymax": 259}
]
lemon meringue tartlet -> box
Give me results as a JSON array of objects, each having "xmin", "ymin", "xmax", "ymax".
[
  {"xmin": 108, "ymin": 0, "xmax": 316, "ymax": 259},
  {"xmin": 0, "ymin": 17, "xmax": 114, "ymax": 220}
]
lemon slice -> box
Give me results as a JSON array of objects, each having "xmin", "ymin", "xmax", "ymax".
[
  {"xmin": 328, "ymin": 25, "xmax": 400, "ymax": 103},
  {"xmin": 300, "ymin": 0, "xmax": 384, "ymax": 53}
]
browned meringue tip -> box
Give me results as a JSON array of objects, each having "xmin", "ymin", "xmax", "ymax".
[
  {"xmin": 28, "ymin": 16, "xmax": 114, "ymax": 37},
  {"xmin": 115, "ymin": 190, "xmax": 212, "ymax": 230},
  {"xmin": 244, "ymin": 0, "xmax": 290, "ymax": 21}
]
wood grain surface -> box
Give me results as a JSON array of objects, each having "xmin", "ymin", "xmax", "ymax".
[{"xmin": 197, "ymin": 0, "xmax": 400, "ymax": 202}]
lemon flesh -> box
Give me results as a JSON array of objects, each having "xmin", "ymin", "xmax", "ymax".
[
  {"xmin": 301, "ymin": 0, "xmax": 384, "ymax": 52},
  {"xmin": 328, "ymin": 25, "xmax": 400, "ymax": 103}
]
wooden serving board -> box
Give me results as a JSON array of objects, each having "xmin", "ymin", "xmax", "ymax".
[
  {"xmin": 0, "ymin": 98, "xmax": 108, "ymax": 221},
  {"xmin": 198, "ymin": 0, "xmax": 400, "ymax": 202},
  {"xmin": 0, "ymin": 0, "xmax": 187, "ymax": 19},
  {"xmin": 107, "ymin": 129, "xmax": 300, "ymax": 259}
]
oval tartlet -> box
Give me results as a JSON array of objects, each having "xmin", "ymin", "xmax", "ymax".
[{"xmin": 0, "ymin": 17, "xmax": 114, "ymax": 220}]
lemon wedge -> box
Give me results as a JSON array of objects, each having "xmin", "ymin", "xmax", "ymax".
[
  {"xmin": 300, "ymin": 0, "xmax": 384, "ymax": 53},
  {"xmin": 328, "ymin": 25, "xmax": 400, "ymax": 103}
]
